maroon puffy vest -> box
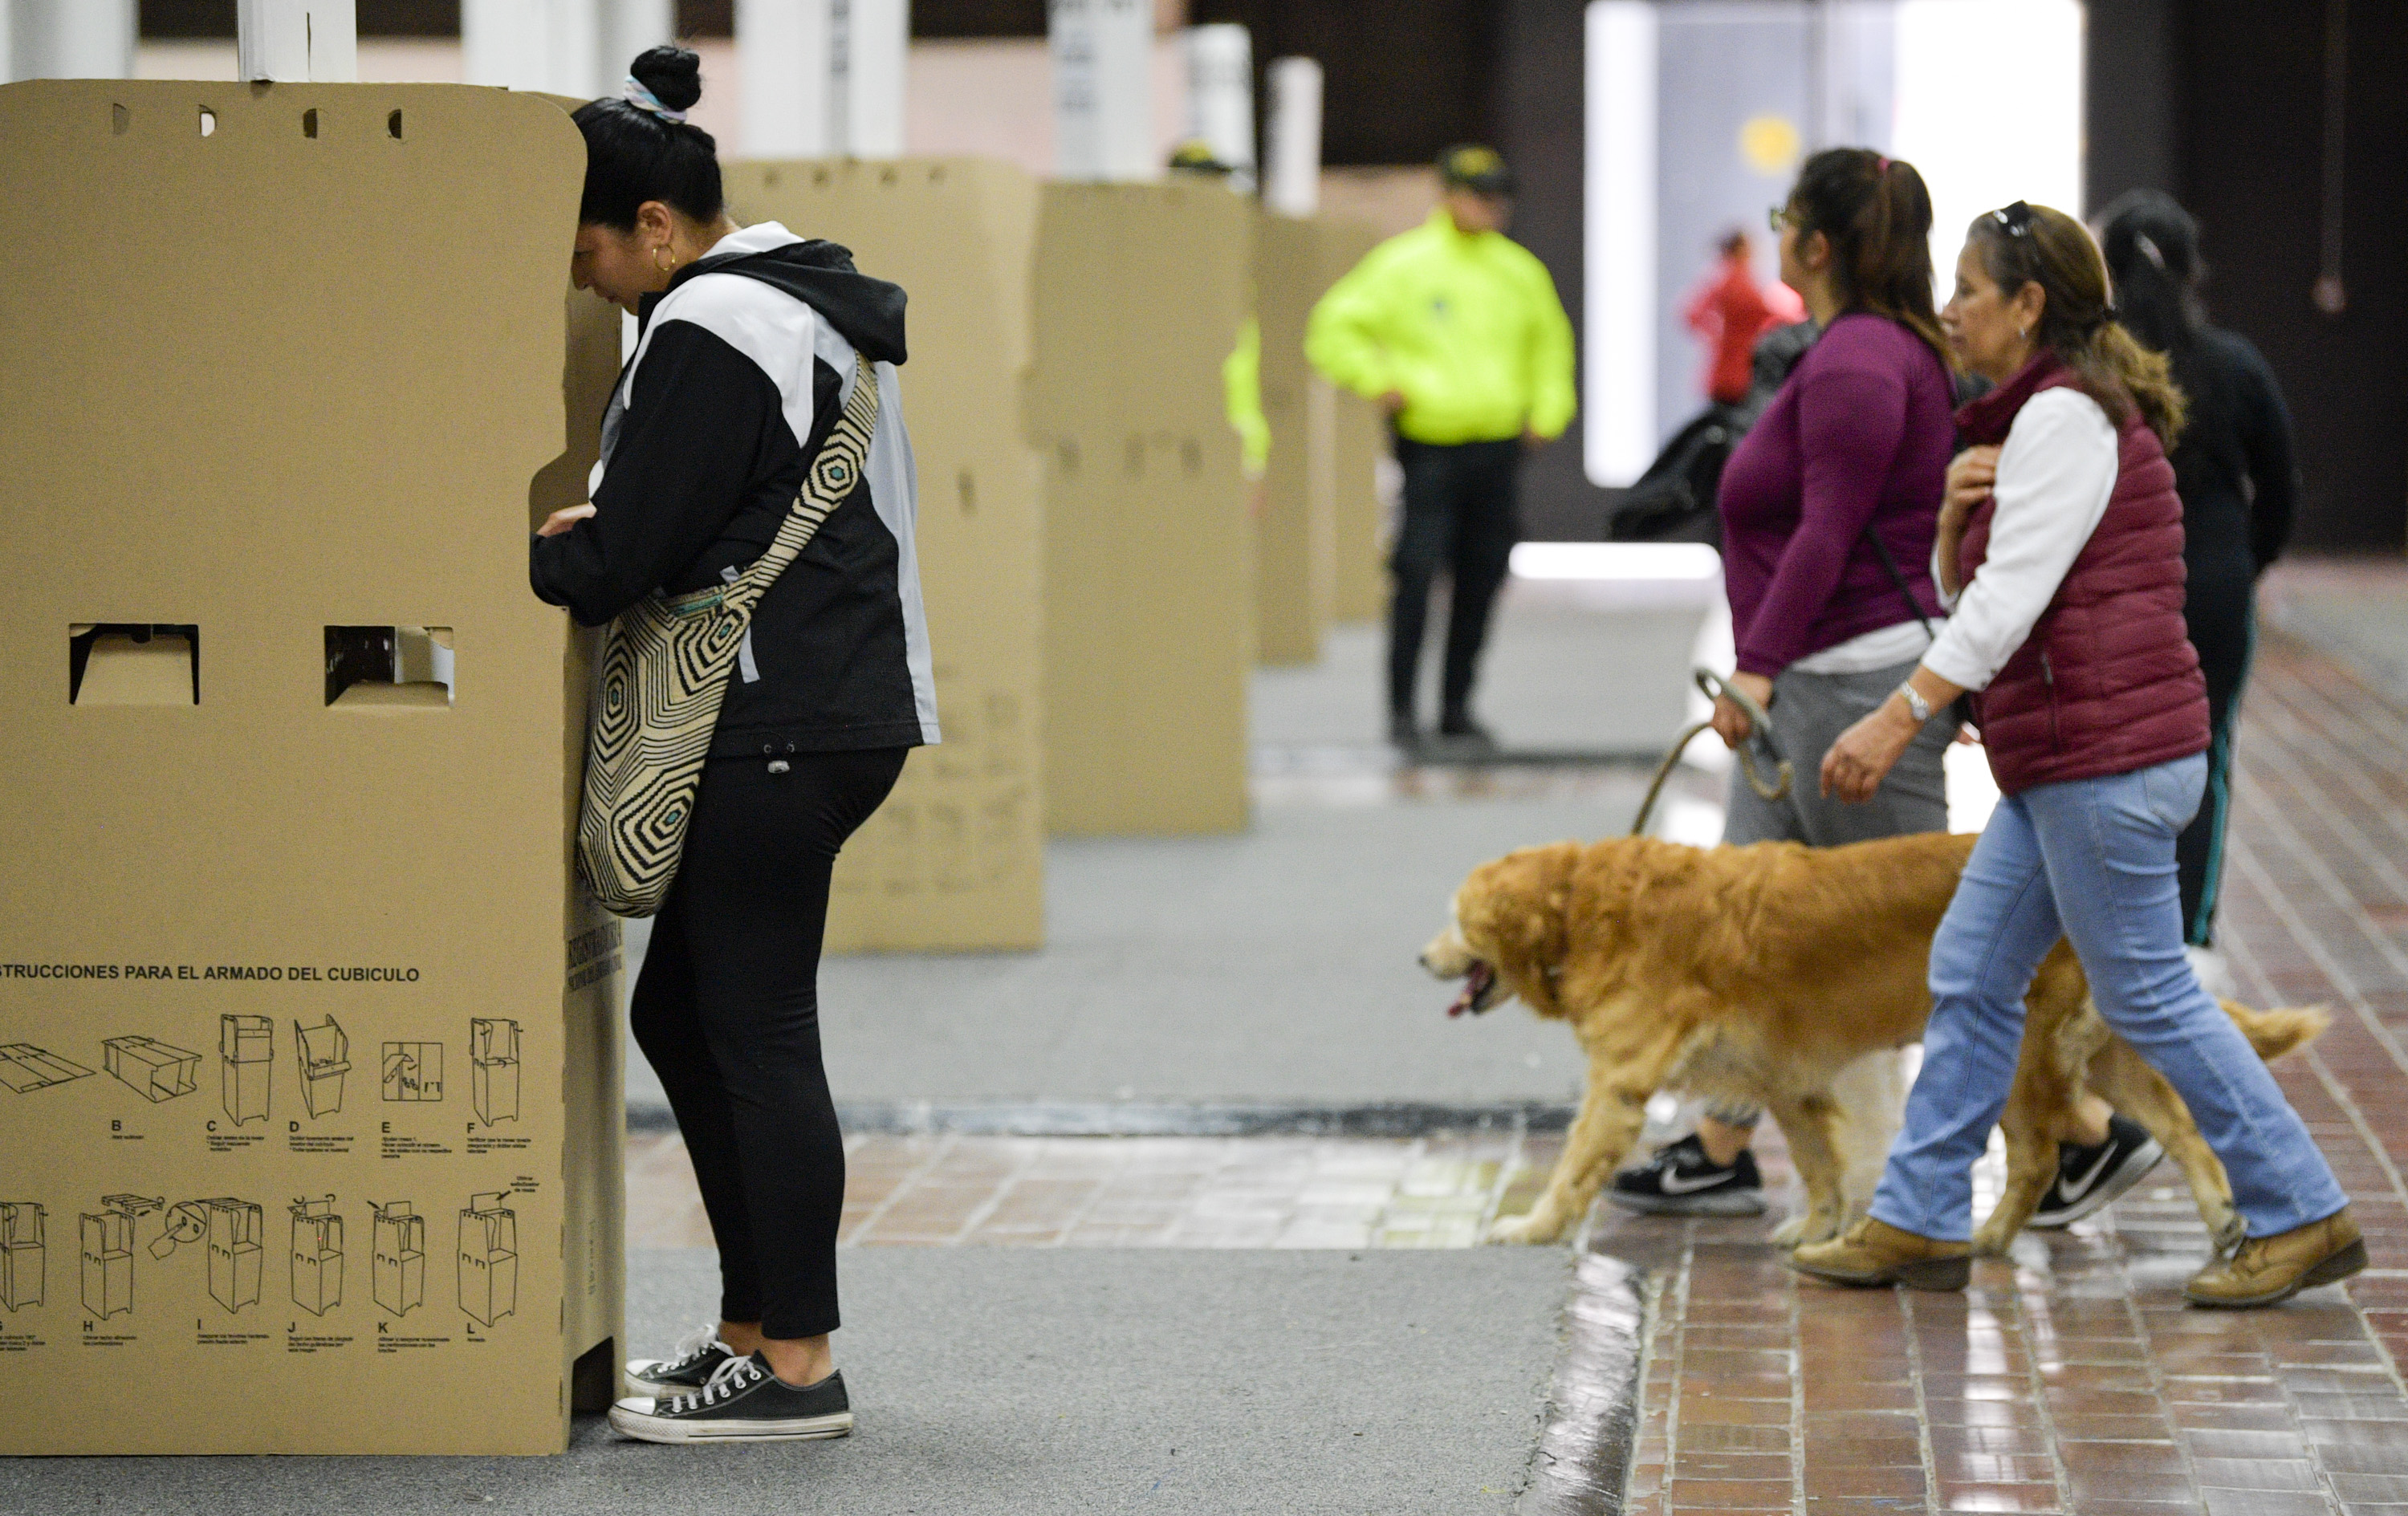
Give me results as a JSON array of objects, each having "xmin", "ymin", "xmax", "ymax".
[{"xmin": 1955, "ymin": 355, "xmax": 2208, "ymax": 795}]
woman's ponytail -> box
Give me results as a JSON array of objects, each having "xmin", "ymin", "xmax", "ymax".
[
  {"xmin": 571, "ymin": 45, "xmax": 724, "ymax": 230},
  {"xmin": 1786, "ymin": 147, "xmax": 1946, "ymax": 364}
]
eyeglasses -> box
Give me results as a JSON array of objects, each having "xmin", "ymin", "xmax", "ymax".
[
  {"xmin": 1991, "ymin": 201, "xmax": 2036, "ymax": 238},
  {"xmin": 1768, "ymin": 205, "xmax": 1795, "ymax": 234}
]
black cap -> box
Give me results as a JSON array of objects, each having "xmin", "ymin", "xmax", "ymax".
[{"xmin": 1438, "ymin": 144, "xmax": 1514, "ymax": 196}]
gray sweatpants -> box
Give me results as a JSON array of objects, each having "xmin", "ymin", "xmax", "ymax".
[{"xmin": 1707, "ymin": 656, "xmax": 1959, "ymax": 1128}]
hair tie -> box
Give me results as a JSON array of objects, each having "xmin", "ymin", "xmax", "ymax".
[
  {"xmin": 1873, "ymin": 153, "xmax": 1890, "ymax": 174},
  {"xmin": 621, "ymin": 75, "xmax": 688, "ymax": 124}
]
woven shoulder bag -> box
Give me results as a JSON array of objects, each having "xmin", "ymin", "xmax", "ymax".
[{"xmin": 577, "ymin": 354, "xmax": 880, "ymax": 917}]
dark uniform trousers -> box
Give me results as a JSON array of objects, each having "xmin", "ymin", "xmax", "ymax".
[{"xmin": 1388, "ymin": 436, "xmax": 1522, "ymax": 725}]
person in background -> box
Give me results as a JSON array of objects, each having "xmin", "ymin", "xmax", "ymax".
[
  {"xmin": 1307, "ymin": 144, "xmax": 1576, "ymax": 753},
  {"xmin": 2093, "ymin": 190, "xmax": 2298, "ymax": 994},
  {"xmin": 1611, "ymin": 148, "xmax": 1962, "ymax": 1219},
  {"xmin": 1794, "ymin": 201, "xmax": 2356, "ymax": 1308},
  {"xmin": 532, "ymin": 46, "xmax": 934, "ymax": 1443},
  {"xmin": 1685, "ymin": 228, "xmax": 1808, "ymax": 407}
]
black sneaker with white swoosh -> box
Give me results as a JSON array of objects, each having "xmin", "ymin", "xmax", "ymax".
[
  {"xmin": 2028, "ymin": 1113, "xmax": 2165, "ymax": 1229},
  {"xmin": 1607, "ymin": 1133, "xmax": 1767, "ymax": 1216},
  {"xmin": 608, "ymin": 1353, "xmax": 854, "ymax": 1445}
]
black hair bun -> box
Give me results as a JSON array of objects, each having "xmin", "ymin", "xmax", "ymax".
[{"xmin": 629, "ymin": 45, "xmax": 703, "ymax": 114}]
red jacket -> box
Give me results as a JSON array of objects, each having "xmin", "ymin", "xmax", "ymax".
[
  {"xmin": 1955, "ymin": 355, "xmax": 2209, "ymax": 795},
  {"xmin": 1684, "ymin": 258, "xmax": 1780, "ymax": 405}
]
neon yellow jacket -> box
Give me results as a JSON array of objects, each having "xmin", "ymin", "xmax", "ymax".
[
  {"xmin": 1305, "ymin": 210, "xmax": 1576, "ymax": 445},
  {"xmin": 1223, "ymin": 315, "xmax": 1270, "ymax": 478}
]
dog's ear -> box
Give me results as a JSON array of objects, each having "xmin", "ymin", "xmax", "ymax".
[{"xmin": 1469, "ymin": 842, "xmax": 1580, "ymax": 1018}]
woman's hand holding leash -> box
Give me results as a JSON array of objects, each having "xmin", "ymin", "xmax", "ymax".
[
  {"xmin": 1712, "ymin": 670, "xmax": 1777, "ymax": 748},
  {"xmin": 1822, "ymin": 664, "xmax": 1967, "ymax": 802}
]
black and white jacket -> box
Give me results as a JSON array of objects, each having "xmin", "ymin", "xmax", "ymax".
[{"xmin": 531, "ymin": 222, "xmax": 939, "ymax": 756}]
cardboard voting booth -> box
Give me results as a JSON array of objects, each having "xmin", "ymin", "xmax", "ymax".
[
  {"xmin": 1253, "ymin": 212, "xmax": 1337, "ymax": 667},
  {"xmin": 0, "ymin": 80, "xmax": 624, "ymax": 1455},
  {"xmin": 1029, "ymin": 182, "xmax": 1255, "ymax": 835},
  {"xmin": 1316, "ymin": 220, "xmax": 1391, "ymax": 624},
  {"xmin": 722, "ymin": 157, "xmax": 1046, "ymax": 951}
]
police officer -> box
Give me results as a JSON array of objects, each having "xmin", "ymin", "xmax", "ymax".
[{"xmin": 1307, "ymin": 145, "xmax": 1576, "ymax": 750}]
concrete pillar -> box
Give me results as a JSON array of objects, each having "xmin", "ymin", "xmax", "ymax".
[
  {"xmin": 463, "ymin": 0, "xmax": 599, "ymax": 98},
  {"xmin": 9, "ymin": 0, "xmax": 134, "ymax": 82},
  {"xmin": 1050, "ymin": 0, "xmax": 1153, "ymax": 181},
  {"xmin": 237, "ymin": 0, "xmax": 359, "ymax": 84},
  {"xmin": 740, "ymin": 0, "xmax": 835, "ymax": 157},
  {"xmin": 1183, "ymin": 23, "xmax": 1254, "ymax": 187},
  {"xmin": 1261, "ymin": 56, "xmax": 1320, "ymax": 216},
  {"xmin": 841, "ymin": 0, "xmax": 909, "ymax": 158},
  {"xmin": 598, "ymin": 0, "xmax": 677, "ymax": 99}
]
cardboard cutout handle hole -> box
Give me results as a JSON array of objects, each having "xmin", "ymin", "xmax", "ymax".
[
  {"xmin": 386, "ymin": 109, "xmax": 404, "ymax": 140},
  {"xmin": 70, "ymin": 624, "xmax": 199, "ymax": 706},
  {"xmin": 111, "ymin": 104, "xmax": 128, "ymax": 135},
  {"xmin": 325, "ymin": 626, "xmax": 453, "ymax": 709},
  {"xmin": 197, "ymin": 107, "xmax": 216, "ymax": 138},
  {"xmin": 303, "ymin": 108, "xmax": 319, "ymax": 139}
]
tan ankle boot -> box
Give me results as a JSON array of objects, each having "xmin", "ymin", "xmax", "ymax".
[
  {"xmin": 2185, "ymin": 1209, "xmax": 2365, "ymax": 1308},
  {"xmin": 1788, "ymin": 1217, "xmax": 1971, "ymax": 1290}
]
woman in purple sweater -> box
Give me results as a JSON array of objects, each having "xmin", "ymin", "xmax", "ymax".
[{"xmin": 1611, "ymin": 148, "xmax": 1963, "ymax": 1217}]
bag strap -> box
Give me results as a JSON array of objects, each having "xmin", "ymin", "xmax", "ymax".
[
  {"xmin": 721, "ymin": 353, "xmax": 881, "ymax": 617},
  {"xmin": 1861, "ymin": 522, "xmax": 1938, "ymax": 642}
]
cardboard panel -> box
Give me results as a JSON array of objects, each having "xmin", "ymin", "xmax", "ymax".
[
  {"xmin": 1254, "ymin": 212, "xmax": 1337, "ymax": 666},
  {"xmin": 0, "ymin": 79, "xmax": 623, "ymax": 1455},
  {"xmin": 722, "ymin": 157, "xmax": 1046, "ymax": 952},
  {"xmin": 1029, "ymin": 182, "xmax": 1255, "ymax": 835},
  {"xmin": 1316, "ymin": 218, "xmax": 1390, "ymax": 624}
]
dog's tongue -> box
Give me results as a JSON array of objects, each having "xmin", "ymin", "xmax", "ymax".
[{"xmin": 1446, "ymin": 964, "xmax": 1495, "ymax": 1018}]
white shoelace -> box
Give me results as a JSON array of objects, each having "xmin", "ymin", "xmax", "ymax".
[
  {"xmin": 667, "ymin": 1355, "xmax": 761, "ymax": 1413},
  {"xmin": 663, "ymin": 1323, "xmax": 729, "ymax": 1371}
]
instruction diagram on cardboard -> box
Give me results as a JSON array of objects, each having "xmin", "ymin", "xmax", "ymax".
[
  {"xmin": 80, "ymin": 1194, "xmax": 160, "ymax": 1319},
  {"xmin": 458, "ymin": 1193, "xmax": 517, "ymax": 1327},
  {"xmin": 289, "ymin": 1196, "xmax": 342, "ymax": 1316},
  {"xmin": 219, "ymin": 1014, "xmax": 271, "ymax": 1124},
  {"xmin": 150, "ymin": 1197, "xmax": 264, "ymax": 1313},
  {"xmin": 2, "ymin": 1201, "xmax": 44, "ymax": 1310},
  {"xmin": 102, "ymin": 1034, "xmax": 201, "ymax": 1103},
  {"xmin": 0, "ymin": 1043, "xmax": 94, "ymax": 1093},
  {"xmin": 469, "ymin": 1019, "xmax": 519, "ymax": 1126},
  {"xmin": 381, "ymin": 1042, "xmax": 441, "ymax": 1103},
  {"xmin": 371, "ymin": 1200, "xmax": 425, "ymax": 1316},
  {"xmin": 295, "ymin": 1015, "xmax": 349, "ymax": 1118}
]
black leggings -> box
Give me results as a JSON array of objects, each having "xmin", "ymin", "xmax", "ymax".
[
  {"xmin": 1388, "ymin": 437, "xmax": 1522, "ymax": 721},
  {"xmin": 629, "ymin": 746, "xmax": 906, "ymax": 1339}
]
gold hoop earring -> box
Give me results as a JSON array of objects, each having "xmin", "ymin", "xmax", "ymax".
[{"xmin": 653, "ymin": 245, "xmax": 677, "ymax": 274}]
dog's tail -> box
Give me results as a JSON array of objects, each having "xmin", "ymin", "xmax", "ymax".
[{"xmin": 2222, "ymin": 998, "xmax": 2332, "ymax": 1060}]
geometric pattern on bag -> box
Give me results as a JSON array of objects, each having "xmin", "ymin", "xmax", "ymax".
[{"xmin": 576, "ymin": 353, "xmax": 881, "ymax": 917}]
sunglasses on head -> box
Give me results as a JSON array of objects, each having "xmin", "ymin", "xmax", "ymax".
[{"xmin": 1991, "ymin": 201, "xmax": 2036, "ymax": 238}]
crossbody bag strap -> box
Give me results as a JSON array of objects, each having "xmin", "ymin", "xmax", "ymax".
[
  {"xmin": 1861, "ymin": 523, "xmax": 1938, "ymax": 641},
  {"xmin": 720, "ymin": 353, "xmax": 881, "ymax": 618}
]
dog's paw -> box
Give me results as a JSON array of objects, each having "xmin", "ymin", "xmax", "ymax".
[
  {"xmin": 1970, "ymin": 1219, "xmax": 2017, "ymax": 1257},
  {"xmin": 1771, "ymin": 1213, "xmax": 1840, "ymax": 1250},
  {"xmin": 1485, "ymin": 1211, "xmax": 1564, "ymax": 1246},
  {"xmin": 1769, "ymin": 1214, "xmax": 1808, "ymax": 1249}
]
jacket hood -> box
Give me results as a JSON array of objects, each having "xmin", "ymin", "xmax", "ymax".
[{"xmin": 653, "ymin": 236, "xmax": 909, "ymax": 366}]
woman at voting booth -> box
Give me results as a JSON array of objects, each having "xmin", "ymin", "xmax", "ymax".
[{"xmin": 529, "ymin": 46, "xmax": 937, "ymax": 1445}]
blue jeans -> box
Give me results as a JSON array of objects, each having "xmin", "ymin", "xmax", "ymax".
[{"xmin": 1868, "ymin": 753, "xmax": 2348, "ymax": 1242}]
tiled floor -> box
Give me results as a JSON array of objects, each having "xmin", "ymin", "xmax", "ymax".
[
  {"xmin": 630, "ymin": 1127, "xmax": 1562, "ymax": 1250},
  {"xmin": 623, "ymin": 617, "xmax": 2408, "ymax": 1515}
]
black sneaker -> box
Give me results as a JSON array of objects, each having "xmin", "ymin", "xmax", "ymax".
[
  {"xmin": 622, "ymin": 1324, "xmax": 740, "ymax": 1398},
  {"xmin": 1435, "ymin": 714, "xmax": 1499, "ymax": 754},
  {"xmin": 1608, "ymin": 1134, "xmax": 1766, "ymax": 1216},
  {"xmin": 2028, "ymin": 1113, "xmax": 2164, "ymax": 1229},
  {"xmin": 608, "ymin": 1354, "xmax": 854, "ymax": 1445},
  {"xmin": 1389, "ymin": 713, "xmax": 1422, "ymax": 751}
]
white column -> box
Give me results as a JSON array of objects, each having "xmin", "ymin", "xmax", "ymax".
[
  {"xmin": 1049, "ymin": 0, "xmax": 1153, "ymax": 181},
  {"xmin": 740, "ymin": 0, "xmax": 835, "ymax": 157},
  {"xmin": 841, "ymin": 0, "xmax": 909, "ymax": 158},
  {"xmin": 237, "ymin": 0, "xmax": 359, "ymax": 84},
  {"xmin": 464, "ymin": 0, "xmax": 599, "ymax": 97},
  {"xmin": 10, "ymin": 0, "xmax": 134, "ymax": 81},
  {"xmin": 1584, "ymin": 0, "xmax": 1658, "ymax": 488},
  {"xmin": 1261, "ymin": 55, "xmax": 1320, "ymax": 215},
  {"xmin": 597, "ymin": 0, "xmax": 676, "ymax": 99},
  {"xmin": 1182, "ymin": 22, "xmax": 1253, "ymax": 187}
]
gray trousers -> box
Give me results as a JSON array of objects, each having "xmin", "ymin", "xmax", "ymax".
[{"xmin": 1706, "ymin": 656, "xmax": 1959, "ymax": 1128}]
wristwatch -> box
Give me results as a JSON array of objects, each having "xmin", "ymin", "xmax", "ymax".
[{"xmin": 1897, "ymin": 682, "xmax": 1934, "ymax": 724}]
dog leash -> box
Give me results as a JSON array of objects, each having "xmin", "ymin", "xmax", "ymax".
[{"xmin": 1628, "ymin": 669, "xmax": 1792, "ymax": 838}]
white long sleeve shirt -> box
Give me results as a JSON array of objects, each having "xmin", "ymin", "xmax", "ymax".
[{"xmin": 1922, "ymin": 388, "xmax": 2121, "ymax": 692}]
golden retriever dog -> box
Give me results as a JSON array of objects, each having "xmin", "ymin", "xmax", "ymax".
[{"xmin": 1420, "ymin": 830, "xmax": 2326, "ymax": 1252}]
